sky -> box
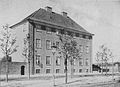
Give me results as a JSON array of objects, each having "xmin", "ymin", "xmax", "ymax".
[{"xmin": 0, "ymin": 0, "xmax": 120, "ymax": 63}]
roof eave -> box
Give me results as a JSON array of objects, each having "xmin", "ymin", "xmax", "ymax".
[{"xmin": 29, "ymin": 17, "xmax": 93, "ymax": 36}]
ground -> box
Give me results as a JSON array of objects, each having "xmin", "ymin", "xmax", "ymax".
[{"xmin": 0, "ymin": 73, "xmax": 120, "ymax": 87}]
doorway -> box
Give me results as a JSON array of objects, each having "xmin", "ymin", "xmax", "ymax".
[{"xmin": 21, "ymin": 66, "xmax": 25, "ymax": 75}]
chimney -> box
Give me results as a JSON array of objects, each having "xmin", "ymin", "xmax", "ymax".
[
  {"xmin": 45, "ymin": 6, "xmax": 52, "ymax": 13},
  {"xmin": 62, "ymin": 12, "xmax": 67, "ymax": 18}
]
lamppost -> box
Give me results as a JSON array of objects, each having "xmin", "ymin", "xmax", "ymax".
[{"xmin": 51, "ymin": 43, "xmax": 57, "ymax": 87}]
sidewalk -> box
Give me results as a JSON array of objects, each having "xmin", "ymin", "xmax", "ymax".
[{"xmin": 1, "ymin": 75, "xmax": 119, "ymax": 87}]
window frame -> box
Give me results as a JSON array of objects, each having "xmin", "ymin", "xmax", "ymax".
[
  {"xmin": 36, "ymin": 55, "xmax": 41, "ymax": 65},
  {"xmin": 56, "ymin": 69, "xmax": 60, "ymax": 73},
  {"xmin": 46, "ymin": 40, "xmax": 51, "ymax": 50},
  {"xmin": 46, "ymin": 69, "xmax": 51, "ymax": 74},
  {"xmin": 56, "ymin": 56, "xmax": 61, "ymax": 66},
  {"xmin": 46, "ymin": 56, "xmax": 51, "ymax": 66},
  {"xmin": 36, "ymin": 39, "xmax": 42, "ymax": 49},
  {"xmin": 36, "ymin": 69, "xmax": 40, "ymax": 73},
  {"xmin": 79, "ymin": 45, "xmax": 83, "ymax": 53}
]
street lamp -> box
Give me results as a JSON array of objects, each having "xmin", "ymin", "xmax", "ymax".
[{"xmin": 51, "ymin": 43, "xmax": 57, "ymax": 87}]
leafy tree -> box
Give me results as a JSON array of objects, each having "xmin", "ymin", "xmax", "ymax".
[
  {"xmin": 0, "ymin": 24, "xmax": 18, "ymax": 82},
  {"xmin": 58, "ymin": 33, "xmax": 79, "ymax": 83}
]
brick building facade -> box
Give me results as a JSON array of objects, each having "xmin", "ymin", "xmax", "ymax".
[{"xmin": 11, "ymin": 6, "xmax": 93, "ymax": 75}]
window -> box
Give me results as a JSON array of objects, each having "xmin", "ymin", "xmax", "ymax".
[
  {"xmin": 56, "ymin": 69, "xmax": 60, "ymax": 73},
  {"xmin": 36, "ymin": 25, "xmax": 42, "ymax": 32},
  {"xmin": 86, "ymin": 46, "xmax": 89, "ymax": 53},
  {"xmin": 85, "ymin": 59, "xmax": 89, "ymax": 66},
  {"xmin": 86, "ymin": 69, "xmax": 88, "ymax": 72},
  {"xmin": 75, "ymin": 33, "xmax": 79, "ymax": 37},
  {"xmin": 46, "ymin": 69, "xmax": 51, "ymax": 74},
  {"xmin": 73, "ymin": 59, "xmax": 76, "ymax": 66},
  {"xmin": 79, "ymin": 59, "xmax": 83, "ymax": 66},
  {"xmin": 79, "ymin": 69, "xmax": 82, "ymax": 73},
  {"xmin": 36, "ymin": 39, "xmax": 41, "ymax": 49},
  {"xmin": 46, "ymin": 40, "xmax": 51, "ymax": 50},
  {"xmin": 79, "ymin": 45, "xmax": 83, "ymax": 52},
  {"xmin": 36, "ymin": 55, "xmax": 41, "ymax": 65},
  {"xmin": 73, "ymin": 69, "xmax": 75, "ymax": 73},
  {"xmin": 36, "ymin": 69, "xmax": 40, "ymax": 73},
  {"xmin": 46, "ymin": 27, "xmax": 51, "ymax": 34},
  {"xmin": 56, "ymin": 56, "xmax": 61, "ymax": 66},
  {"xmin": 56, "ymin": 41, "xmax": 59, "ymax": 49},
  {"xmin": 46, "ymin": 56, "xmax": 51, "ymax": 66}
]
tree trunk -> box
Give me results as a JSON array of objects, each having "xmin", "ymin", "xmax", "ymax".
[
  {"xmin": 28, "ymin": 60, "xmax": 30, "ymax": 79},
  {"xmin": 6, "ymin": 56, "xmax": 8, "ymax": 82},
  {"xmin": 106, "ymin": 62, "xmax": 108, "ymax": 75},
  {"xmin": 71, "ymin": 64, "xmax": 74, "ymax": 78},
  {"xmin": 65, "ymin": 57, "xmax": 67, "ymax": 84}
]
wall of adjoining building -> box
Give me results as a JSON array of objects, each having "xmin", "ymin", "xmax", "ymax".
[{"xmin": 0, "ymin": 62, "xmax": 27, "ymax": 75}]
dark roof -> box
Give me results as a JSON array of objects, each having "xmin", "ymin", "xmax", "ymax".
[{"xmin": 11, "ymin": 8, "xmax": 93, "ymax": 35}]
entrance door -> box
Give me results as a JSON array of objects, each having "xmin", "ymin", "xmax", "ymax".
[{"xmin": 21, "ymin": 66, "xmax": 25, "ymax": 75}]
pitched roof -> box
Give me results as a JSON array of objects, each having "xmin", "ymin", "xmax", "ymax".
[{"xmin": 11, "ymin": 8, "xmax": 93, "ymax": 35}]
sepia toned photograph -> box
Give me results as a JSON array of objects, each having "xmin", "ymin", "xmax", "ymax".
[{"xmin": 0, "ymin": 0, "xmax": 120, "ymax": 87}]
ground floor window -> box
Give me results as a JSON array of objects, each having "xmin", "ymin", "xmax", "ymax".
[
  {"xmin": 46, "ymin": 69, "xmax": 51, "ymax": 74},
  {"xmin": 56, "ymin": 69, "xmax": 60, "ymax": 73},
  {"xmin": 36, "ymin": 69, "xmax": 40, "ymax": 73},
  {"xmin": 79, "ymin": 69, "xmax": 82, "ymax": 73}
]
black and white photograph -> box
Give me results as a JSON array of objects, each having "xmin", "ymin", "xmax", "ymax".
[{"xmin": 0, "ymin": 0, "xmax": 120, "ymax": 87}]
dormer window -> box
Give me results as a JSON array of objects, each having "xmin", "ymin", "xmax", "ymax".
[
  {"xmin": 36, "ymin": 25, "xmax": 42, "ymax": 32},
  {"xmin": 46, "ymin": 27, "xmax": 52, "ymax": 34}
]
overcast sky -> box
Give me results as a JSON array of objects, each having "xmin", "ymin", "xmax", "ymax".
[{"xmin": 0, "ymin": 0, "xmax": 120, "ymax": 63}]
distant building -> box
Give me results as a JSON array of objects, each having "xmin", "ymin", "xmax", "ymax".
[
  {"xmin": 94, "ymin": 62, "xmax": 120, "ymax": 73},
  {"xmin": 10, "ymin": 6, "xmax": 93, "ymax": 75}
]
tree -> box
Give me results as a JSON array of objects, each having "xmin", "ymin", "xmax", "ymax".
[
  {"xmin": 58, "ymin": 32, "xmax": 79, "ymax": 83},
  {"xmin": 96, "ymin": 44, "xmax": 112, "ymax": 75},
  {"xmin": 22, "ymin": 34, "xmax": 31, "ymax": 79},
  {"xmin": 0, "ymin": 24, "xmax": 18, "ymax": 82}
]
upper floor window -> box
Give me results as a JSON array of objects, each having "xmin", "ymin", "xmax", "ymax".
[
  {"xmin": 85, "ymin": 59, "xmax": 89, "ymax": 66},
  {"xmin": 36, "ymin": 55, "xmax": 41, "ymax": 65},
  {"xmin": 46, "ymin": 56, "xmax": 51, "ymax": 66},
  {"xmin": 46, "ymin": 40, "xmax": 51, "ymax": 50},
  {"xmin": 86, "ymin": 46, "xmax": 89, "ymax": 53},
  {"xmin": 36, "ymin": 39, "xmax": 41, "ymax": 49},
  {"xmin": 73, "ymin": 59, "xmax": 76, "ymax": 66},
  {"xmin": 56, "ymin": 56, "xmax": 61, "ymax": 66},
  {"xmin": 79, "ymin": 58, "xmax": 83, "ymax": 66},
  {"xmin": 79, "ymin": 45, "xmax": 83, "ymax": 52},
  {"xmin": 56, "ymin": 41, "xmax": 60, "ymax": 49},
  {"xmin": 46, "ymin": 27, "xmax": 52, "ymax": 34}
]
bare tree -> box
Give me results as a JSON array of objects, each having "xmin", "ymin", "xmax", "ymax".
[
  {"xmin": 96, "ymin": 44, "xmax": 112, "ymax": 75},
  {"xmin": 58, "ymin": 33, "xmax": 79, "ymax": 83},
  {"xmin": 0, "ymin": 24, "xmax": 18, "ymax": 82},
  {"xmin": 22, "ymin": 34, "xmax": 31, "ymax": 79}
]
